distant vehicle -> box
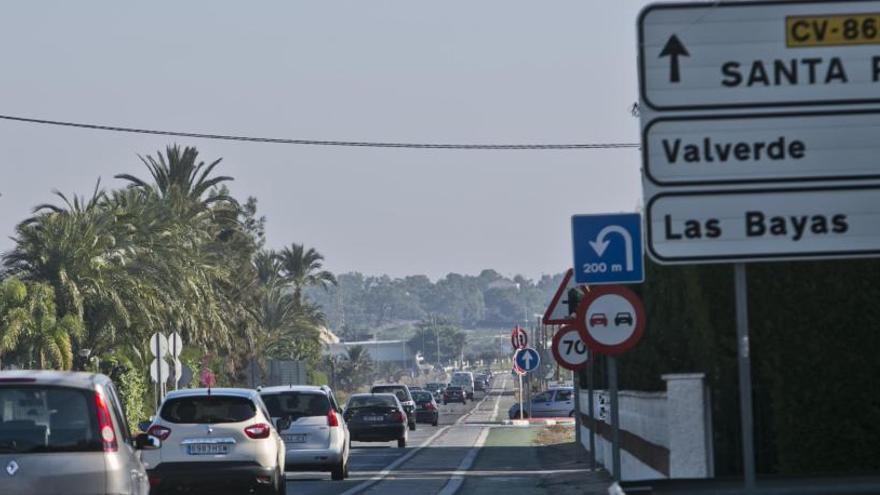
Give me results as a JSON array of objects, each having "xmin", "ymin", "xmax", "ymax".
[
  {"xmin": 408, "ymin": 386, "xmax": 424, "ymax": 391},
  {"xmin": 369, "ymin": 385, "xmax": 416, "ymax": 431},
  {"xmin": 343, "ymin": 393, "xmax": 408, "ymax": 448},
  {"xmin": 508, "ymin": 387, "xmax": 575, "ymax": 419},
  {"xmin": 142, "ymin": 388, "xmax": 287, "ymax": 495},
  {"xmin": 589, "ymin": 313, "xmax": 608, "ymax": 326},
  {"xmin": 259, "ymin": 385, "xmax": 350, "ymax": 480},
  {"xmin": 424, "ymin": 383, "xmax": 445, "ymax": 401},
  {"xmin": 614, "ymin": 312, "xmax": 633, "ymax": 326},
  {"xmin": 443, "ymin": 386, "xmax": 467, "ymax": 405},
  {"xmin": 410, "ymin": 391, "xmax": 439, "ymax": 427},
  {"xmin": 0, "ymin": 370, "xmax": 158, "ymax": 495},
  {"xmin": 474, "ymin": 380, "xmax": 485, "ymax": 392},
  {"xmin": 451, "ymin": 371, "xmax": 475, "ymax": 400}
]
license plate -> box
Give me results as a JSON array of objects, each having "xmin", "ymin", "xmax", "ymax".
[
  {"xmin": 187, "ymin": 443, "xmax": 229, "ymax": 455},
  {"xmin": 283, "ymin": 434, "xmax": 307, "ymax": 443},
  {"xmin": 363, "ymin": 416, "xmax": 384, "ymax": 422}
]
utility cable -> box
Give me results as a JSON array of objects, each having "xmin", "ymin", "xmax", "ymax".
[{"xmin": 0, "ymin": 113, "xmax": 640, "ymax": 151}]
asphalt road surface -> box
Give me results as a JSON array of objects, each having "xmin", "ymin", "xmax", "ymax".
[{"xmin": 286, "ymin": 374, "xmax": 513, "ymax": 495}]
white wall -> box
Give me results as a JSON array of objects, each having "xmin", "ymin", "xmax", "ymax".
[{"xmin": 578, "ymin": 373, "xmax": 712, "ymax": 481}]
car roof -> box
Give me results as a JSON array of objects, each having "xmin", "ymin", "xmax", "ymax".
[
  {"xmin": 163, "ymin": 388, "xmax": 260, "ymax": 400},
  {"xmin": 258, "ymin": 385, "xmax": 329, "ymax": 394},
  {"xmin": 348, "ymin": 392, "xmax": 398, "ymax": 400},
  {"xmin": 0, "ymin": 370, "xmax": 111, "ymax": 389}
]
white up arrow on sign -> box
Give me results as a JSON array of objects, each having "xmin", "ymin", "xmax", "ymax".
[{"xmin": 588, "ymin": 225, "xmax": 634, "ymax": 271}]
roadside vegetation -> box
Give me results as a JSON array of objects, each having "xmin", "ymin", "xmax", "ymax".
[{"xmin": 0, "ymin": 145, "xmax": 334, "ymax": 427}]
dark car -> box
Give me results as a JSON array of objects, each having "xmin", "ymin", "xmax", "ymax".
[
  {"xmin": 411, "ymin": 391, "xmax": 439, "ymax": 426},
  {"xmin": 614, "ymin": 312, "xmax": 633, "ymax": 326},
  {"xmin": 343, "ymin": 393, "xmax": 409, "ymax": 448},
  {"xmin": 474, "ymin": 380, "xmax": 486, "ymax": 392},
  {"xmin": 443, "ymin": 386, "xmax": 466, "ymax": 405},
  {"xmin": 370, "ymin": 384, "xmax": 416, "ymax": 431},
  {"xmin": 425, "ymin": 383, "xmax": 445, "ymax": 401}
]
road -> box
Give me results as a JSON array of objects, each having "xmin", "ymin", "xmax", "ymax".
[{"xmin": 286, "ymin": 374, "xmax": 515, "ymax": 495}]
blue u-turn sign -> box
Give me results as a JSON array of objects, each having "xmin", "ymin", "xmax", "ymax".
[{"xmin": 571, "ymin": 213, "xmax": 644, "ymax": 285}]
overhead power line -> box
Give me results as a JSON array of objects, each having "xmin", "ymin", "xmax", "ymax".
[{"xmin": 0, "ymin": 113, "xmax": 640, "ymax": 151}]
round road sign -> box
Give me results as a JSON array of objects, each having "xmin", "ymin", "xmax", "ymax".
[
  {"xmin": 510, "ymin": 326, "xmax": 528, "ymax": 350},
  {"xmin": 576, "ymin": 285, "xmax": 646, "ymax": 356},
  {"xmin": 149, "ymin": 333, "xmax": 168, "ymax": 358},
  {"xmin": 551, "ymin": 325, "xmax": 590, "ymax": 371},
  {"xmin": 514, "ymin": 347, "xmax": 540, "ymax": 373}
]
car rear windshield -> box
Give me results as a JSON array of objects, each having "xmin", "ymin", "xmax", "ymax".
[
  {"xmin": 160, "ymin": 395, "xmax": 256, "ymax": 424},
  {"xmin": 371, "ymin": 386, "xmax": 410, "ymax": 402},
  {"xmin": 411, "ymin": 391, "xmax": 433, "ymax": 403},
  {"xmin": 347, "ymin": 395, "xmax": 397, "ymax": 409},
  {"xmin": 0, "ymin": 386, "xmax": 102, "ymax": 454},
  {"xmin": 262, "ymin": 392, "xmax": 331, "ymax": 418}
]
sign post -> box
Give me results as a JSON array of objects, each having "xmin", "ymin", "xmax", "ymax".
[
  {"xmin": 575, "ymin": 285, "xmax": 646, "ymax": 482},
  {"xmin": 735, "ymin": 264, "xmax": 756, "ymax": 490}
]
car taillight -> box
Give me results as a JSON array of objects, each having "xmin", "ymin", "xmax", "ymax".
[
  {"xmin": 148, "ymin": 474, "xmax": 162, "ymax": 488},
  {"xmin": 391, "ymin": 411, "xmax": 406, "ymax": 423},
  {"xmin": 148, "ymin": 424, "xmax": 172, "ymax": 441},
  {"xmin": 244, "ymin": 423, "xmax": 271, "ymax": 439},
  {"xmin": 93, "ymin": 392, "xmax": 118, "ymax": 452},
  {"xmin": 327, "ymin": 409, "xmax": 339, "ymax": 427}
]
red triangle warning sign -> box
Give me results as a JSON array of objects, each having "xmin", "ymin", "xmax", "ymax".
[{"xmin": 542, "ymin": 268, "xmax": 588, "ymax": 325}]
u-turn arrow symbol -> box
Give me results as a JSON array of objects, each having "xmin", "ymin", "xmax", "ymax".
[{"xmin": 589, "ymin": 225, "xmax": 634, "ymax": 272}]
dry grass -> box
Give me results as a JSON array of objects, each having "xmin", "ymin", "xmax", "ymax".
[{"xmin": 534, "ymin": 424, "xmax": 575, "ymax": 446}]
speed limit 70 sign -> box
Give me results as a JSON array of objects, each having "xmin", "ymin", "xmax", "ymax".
[{"xmin": 551, "ymin": 325, "xmax": 590, "ymax": 371}]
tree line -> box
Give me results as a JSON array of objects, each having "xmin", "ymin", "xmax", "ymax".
[
  {"xmin": 306, "ymin": 270, "xmax": 566, "ymax": 334},
  {"xmin": 0, "ymin": 145, "xmax": 334, "ymax": 427}
]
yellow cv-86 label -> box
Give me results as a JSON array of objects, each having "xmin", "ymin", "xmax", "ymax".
[{"xmin": 787, "ymin": 13, "xmax": 880, "ymax": 47}]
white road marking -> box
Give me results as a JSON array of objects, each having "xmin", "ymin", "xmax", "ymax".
[
  {"xmin": 435, "ymin": 427, "xmax": 490, "ymax": 495},
  {"xmin": 339, "ymin": 380, "xmax": 499, "ymax": 495}
]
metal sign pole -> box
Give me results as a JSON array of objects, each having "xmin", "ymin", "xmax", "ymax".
[
  {"xmin": 609, "ymin": 356, "xmax": 621, "ymax": 482},
  {"xmin": 587, "ymin": 357, "xmax": 596, "ymax": 470},
  {"xmin": 173, "ymin": 336, "xmax": 179, "ymax": 391},
  {"xmin": 519, "ymin": 372, "xmax": 524, "ymax": 420},
  {"xmin": 735, "ymin": 263, "xmax": 757, "ymax": 491},
  {"xmin": 573, "ymin": 369, "xmax": 582, "ymax": 450},
  {"xmin": 155, "ymin": 336, "xmax": 162, "ymax": 410}
]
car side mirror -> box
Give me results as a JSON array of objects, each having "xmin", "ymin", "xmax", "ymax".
[
  {"xmin": 134, "ymin": 433, "xmax": 160, "ymax": 450},
  {"xmin": 137, "ymin": 421, "xmax": 151, "ymax": 433},
  {"xmin": 276, "ymin": 418, "xmax": 292, "ymax": 431}
]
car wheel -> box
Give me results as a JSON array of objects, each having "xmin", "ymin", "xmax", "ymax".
[
  {"xmin": 443, "ymin": 401, "xmax": 447, "ymax": 405},
  {"xmin": 275, "ymin": 466, "xmax": 287, "ymax": 495},
  {"xmin": 331, "ymin": 459, "xmax": 345, "ymax": 481},
  {"xmin": 432, "ymin": 417, "xmax": 439, "ymax": 427},
  {"xmin": 409, "ymin": 422, "xmax": 416, "ymax": 431},
  {"xmin": 398, "ymin": 436, "xmax": 407, "ymax": 448}
]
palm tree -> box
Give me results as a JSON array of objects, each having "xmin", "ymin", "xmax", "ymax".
[
  {"xmin": 0, "ymin": 279, "xmax": 84, "ymax": 370},
  {"xmin": 278, "ymin": 243, "xmax": 336, "ymax": 305},
  {"xmin": 115, "ymin": 145, "xmax": 236, "ymax": 209},
  {"xmin": 340, "ymin": 345, "xmax": 374, "ymax": 390}
]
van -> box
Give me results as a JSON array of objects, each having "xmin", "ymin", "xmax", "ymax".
[{"xmin": 451, "ymin": 372, "xmax": 475, "ymax": 400}]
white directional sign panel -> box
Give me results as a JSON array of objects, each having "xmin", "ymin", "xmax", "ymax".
[
  {"xmin": 643, "ymin": 109, "xmax": 880, "ymax": 186},
  {"xmin": 639, "ymin": 1, "xmax": 880, "ymax": 110},
  {"xmin": 647, "ymin": 185, "xmax": 880, "ymax": 263},
  {"xmin": 639, "ymin": 1, "xmax": 880, "ymax": 264}
]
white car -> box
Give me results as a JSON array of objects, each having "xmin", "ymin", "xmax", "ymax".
[
  {"xmin": 141, "ymin": 388, "xmax": 287, "ymax": 495},
  {"xmin": 259, "ymin": 385, "xmax": 350, "ymax": 480}
]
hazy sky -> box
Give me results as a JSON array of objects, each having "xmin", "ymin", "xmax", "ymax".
[{"xmin": 0, "ymin": 1, "xmax": 652, "ymax": 280}]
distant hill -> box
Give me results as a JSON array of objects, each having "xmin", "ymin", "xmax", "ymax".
[{"xmin": 305, "ymin": 269, "xmax": 565, "ymax": 334}]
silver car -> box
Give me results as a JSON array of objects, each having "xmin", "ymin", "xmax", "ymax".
[
  {"xmin": 259, "ymin": 385, "xmax": 350, "ymax": 480},
  {"xmin": 0, "ymin": 370, "xmax": 158, "ymax": 495},
  {"xmin": 507, "ymin": 387, "xmax": 575, "ymax": 419}
]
